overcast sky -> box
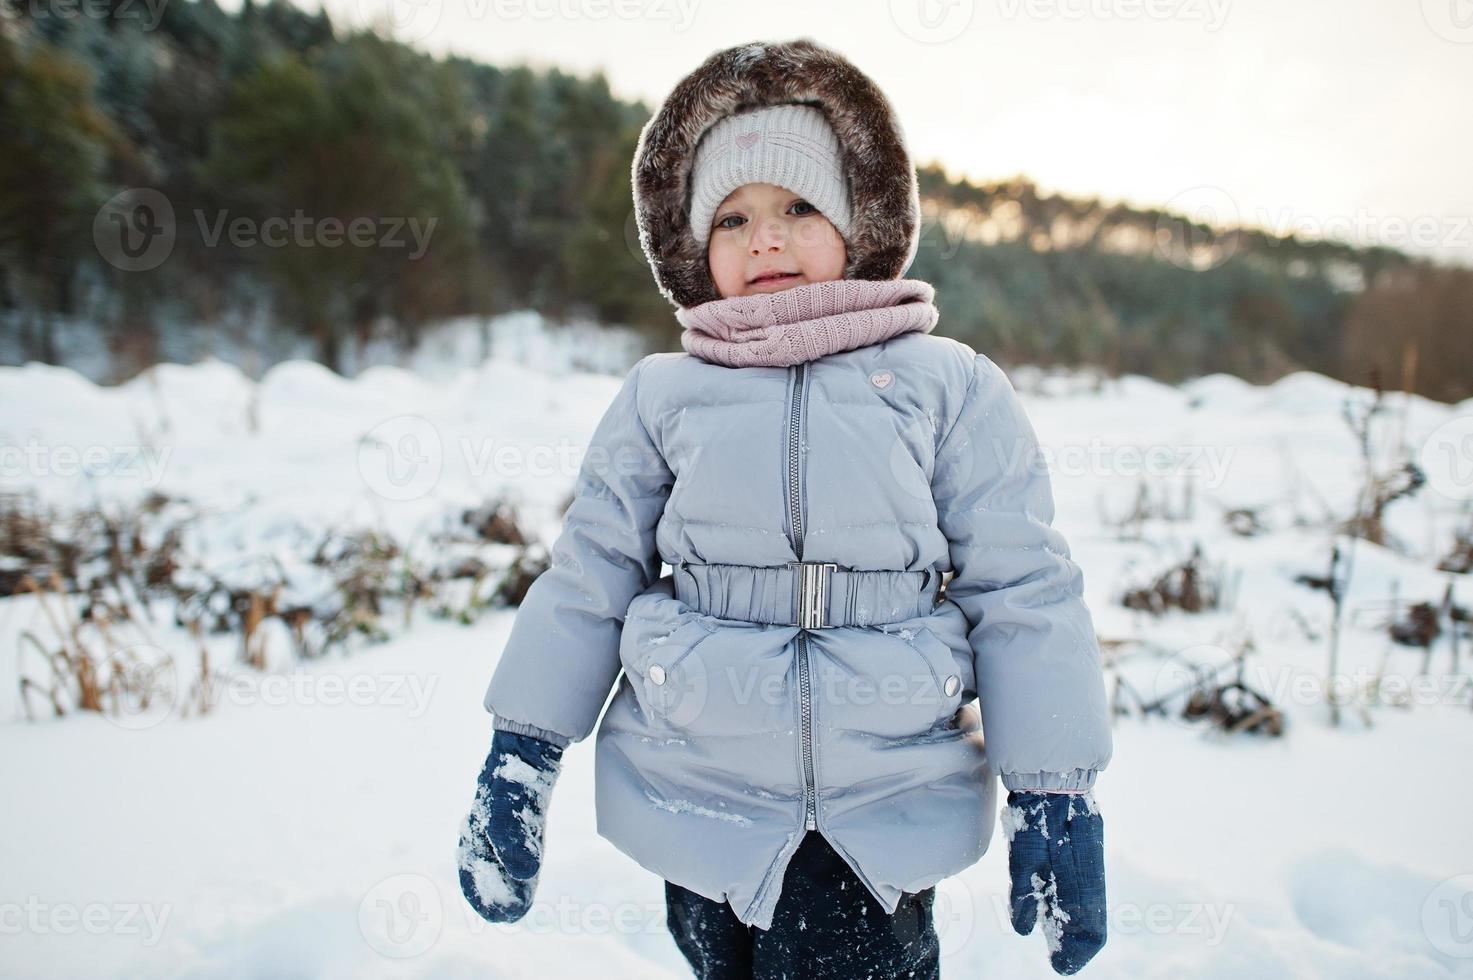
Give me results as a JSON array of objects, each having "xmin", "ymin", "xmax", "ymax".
[{"xmin": 300, "ymin": 0, "xmax": 1472, "ymax": 266}]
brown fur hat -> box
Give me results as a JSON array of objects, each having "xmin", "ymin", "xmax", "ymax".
[{"xmin": 631, "ymin": 39, "xmax": 921, "ymax": 310}]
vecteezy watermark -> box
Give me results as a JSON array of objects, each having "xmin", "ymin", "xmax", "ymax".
[
  {"xmin": 0, "ymin": 439, "xmax": 172, "ymax": 487},
  {"xmin": 1420, "ymin": 0, "xmax": 1473, "ymax": 43},
  {"xmin": 1155, "ymin": 186, "xmax": 1243, "ymax": 271},
  {"xmin": 985, "ymin": 892, "xmax": 1237, "ymax": 944},
  {"xmin": 0, "ymin": 898, "xmax": 172, "ymax": 946},
  {"xmin": 469, "ymin": 0, "xmax": 700, "ymax": 29},
  {"xmin": 985, "ymin": 435, "xmax": 1236, "ymax": 489},
  {"xmin": 360, "ymin": 873, "xmax": 442, "ymax": 958},
  {"xmin": 1256, "ymin": 206, "xmax": 1473, "ymax": 256},
  {"xmin": 196, "ymin": 210, "xmax": 437, "ymax": 260},
  {"xmin": 1419, "ymin": 414, "xmax": 1473, "ymax": 502},
  {"xmin": 0, "ymin": 0, "xmax": 169, "ymax": 29},
  {"xmin": 889, "ymin": 0, "xmax": 977, "ymax": 44},
  {"xmin": 1145, "ymin": 644, "xmax": 1473, "ymax": 729},
  {"xmin": 99, "ymin": 644, "xmax": 181, "ymax": 731},
  {"xmin": 94, "ymin": 191, "xmax": 439, "ymax": 272},
  {"xmin": 462, "ymin": 434, "xmax": 705, "ymax": 483},
  {"xmin": 97, "ymin": 648, "xmax": 441, "ymax": 727},
  {"xmin": 929, "ymin": 876, "xmax": 978, "ymax": 955},
  {"xmin": 357, "ymin": 412, "xmax": 701, "ymax": 502},
  {"xmin": 888, "ymin": 424, "xmax": 1239, "ymax": 507},
  {"xmin": 1154, "ymin": 184, "xmax": 1473, "ymax": 272},
  {"xmin": 635, "ymin": 626, "xmax": 969, "ymax": 736},
  {"xmin": 353, "ymin": 0, "xmax": 445, "ymax": 43},
  {"xmin": 352, "ymin": 0, "xmax": 700, "ymax": 44},
  {"xmin": 646, "ymin": 662, "xmax": 957, "ymax": 725},
  {"xmin": 94, "ymin": 189, "xmax": 177, "ymax": 273},
  {"xmin": 1143, "ymin": 642, "xmax": 1237, "ymax": 731},
  {"xmin": 994, "ymin": 0, "xmax": 1231, "ymax": 31},
  {"xmin": 455, "ymin": 881, "xmax": 980, "ymax": 952},
  {"xmin": 1013, "ymin": 438, "xmax": 1237, "ymax": 488},
  {"xmin": 1424, "ymin": 874, "xmax": 1473, "ymax": 958},
  {"xmin": 203, "ymin": 670, "xmax": 441, "ymax": 718},
  {"xmin": 358, "ymin": 416, "xmax": 444, "ymax": 503},
  {"xmin": 461, "ymin": 895, "xmax": 670, "ymax": 936}
]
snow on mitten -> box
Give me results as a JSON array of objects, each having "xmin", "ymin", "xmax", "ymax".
[
  {"xmin": 457, "ymin": 727, "xmax": 563, "ymax": 923},
  {"xmin": 1002, "ymin": 789, "xmax": 1107, "ymax": 975}
]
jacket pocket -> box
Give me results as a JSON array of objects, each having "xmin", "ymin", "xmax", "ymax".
[
  {"xmin": 805, "ymin": 616, "xmax": 972, "ymax": 740},
  {"xmin": 620, "ymin": 584, "xmax": 798, "ymax": 736},
  {"xmin": 911, "ymin": 624, "xmax": 974, "ymax": 720}
]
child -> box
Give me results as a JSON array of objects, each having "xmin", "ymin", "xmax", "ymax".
[{"xmin": 459, "ymin": 38, "xmax": 1113, "ymax": 978}]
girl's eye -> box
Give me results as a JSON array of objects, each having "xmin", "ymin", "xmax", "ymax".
[{"xmin": 713, "ymin": 202, "xmax": 818, "ymax": 231}]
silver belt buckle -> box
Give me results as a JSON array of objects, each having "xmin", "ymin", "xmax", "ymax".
[{"xmin": 789, "ymin": 561, "xmax": 838, "ymax": 629}]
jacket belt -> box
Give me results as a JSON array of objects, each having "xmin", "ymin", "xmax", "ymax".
[{"xmin": 671, "ymin": 560, "xmax": 941, "ymax": 629}]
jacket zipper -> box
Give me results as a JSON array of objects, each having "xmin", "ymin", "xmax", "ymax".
[{"xmin": 788, "ymin": 363, "xmax": 818, "ymax": 832}]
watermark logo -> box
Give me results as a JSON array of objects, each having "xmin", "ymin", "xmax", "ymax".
[
  {"xmin": 1419, "ymin": 414, "xmax": 1473, "ymax": 501},
  {"xmin": 890, "ymin": 0, "xmax": 976, "ymax": 44},
  {"xmin": 1423, "ymin": 873, "xmax": 1473, "ymax": 958},
  {"xmin": 646, "ymin": 652, "xmax": 710, "ymax": 729},
  {"xmin": 1155, "ymin": 185, "xmax": 1241, "ymax": 271},
  {"xmin": 355, "ymin": 0, "xmax": 444, "ymax": 42},
  {"xmin": 94, "ymin": 189, "xmax": 176, "ymax": 273},
  {"xmin": 359, "ymin": 873, "xmax": 442, "ymax": 958},
  {"xmin": 100, "ymin": 644, "xmax": 181, "ymax": 731},
  {"xmin": 931, "ymin": 876, "xmax": 978, "ymax": 955},
  {"xmin": 358, "ymin": 415, "xmax": 444, "ymax": 502},
  {"xmin": 1146, "ymin": 642, "xmax": 1235, "ymax": 730},
  {"xmin": 95, "ymin": 191, "xmax": 439, "ymax": 272},
  {"xmin": 1421, "ymin": 0, "xmax": 1473, "ymax": 43},
  {"xmin": 887, "ymin": 425, "xmax": 939, "ymax": 503}
]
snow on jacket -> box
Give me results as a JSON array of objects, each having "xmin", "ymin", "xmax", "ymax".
[{"xmin": 482, "ymin": 331, "xmax": 1114, "ymax": 930}]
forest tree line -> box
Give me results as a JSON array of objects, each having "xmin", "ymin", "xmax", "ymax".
[{"xmin": 1, "ymin": 0, "xmax": 1468, "ymax": 401}]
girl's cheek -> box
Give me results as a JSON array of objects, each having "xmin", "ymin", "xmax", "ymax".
[{"xmin": 791, "ymin": 218, "xmax": 839, "ymax": 252}]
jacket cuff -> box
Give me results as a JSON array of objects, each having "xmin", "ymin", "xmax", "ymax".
[
  {"xmin": 492, "ymin": 715, "xmax": 573, "ymax": 749},
  {"xmin": 1001, "ymin": 768, "xmax": 1098, "ymax": 793}
]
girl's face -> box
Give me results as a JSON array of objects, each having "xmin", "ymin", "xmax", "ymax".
[{"xmin": 706, "ymin": 182, "xmax": 847, "ymax": 299}]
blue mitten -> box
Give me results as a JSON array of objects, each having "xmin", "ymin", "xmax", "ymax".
[
  {"xmin": 1004, "ymin": 789, "xmax": 1108, "ymax": 975},
  {"xmin": 457, "ymin": 727, "xmax": 564, "ymax": 923}
]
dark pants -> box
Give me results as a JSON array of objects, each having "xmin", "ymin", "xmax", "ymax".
[{"xmin": 664, "ymin": 830, "xmax": 941, "ymax": 979}]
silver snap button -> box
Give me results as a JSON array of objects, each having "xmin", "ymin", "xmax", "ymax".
[
  {"xmin": 649, "ymin": 664, "xmax": 666, "ymax": 686},
  {"xmin": 944, "ymin": 675, "xmax": 960, "ymax": 697}
]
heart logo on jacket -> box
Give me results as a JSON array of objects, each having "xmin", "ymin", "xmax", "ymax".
[
  {"xmin": 870, "ymin": 370, "xmax": 894, "ymax": 389},
  {"xmin": 735, "ymin": 131, "xmax": 761, "ymax": 149}
]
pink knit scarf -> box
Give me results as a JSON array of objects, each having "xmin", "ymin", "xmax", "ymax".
[{"xmin": 676, "ymin": 278, "xmax": 939, "ymax": 368}]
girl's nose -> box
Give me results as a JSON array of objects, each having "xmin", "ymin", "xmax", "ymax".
[{"xmin": 748, "ymin": 215, "xmax": 788, "ymax": 253}]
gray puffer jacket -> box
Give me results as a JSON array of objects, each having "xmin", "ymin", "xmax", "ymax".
[{"xmin": 482, "ymin": 333, "xmax": 1114, "ymax": 930}]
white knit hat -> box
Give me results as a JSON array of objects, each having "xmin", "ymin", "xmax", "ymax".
[{"xmin": 687, "ymin": 103, "xmax": 853, "ymax": 249}]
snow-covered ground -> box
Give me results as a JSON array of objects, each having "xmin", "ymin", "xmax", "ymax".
[{"xmin": 2, "ymin": 328, "xmax": 1472, "ymax": 979}]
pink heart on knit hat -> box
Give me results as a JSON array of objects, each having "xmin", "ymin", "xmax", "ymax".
[{"xmin": 736, "ymin": 131, "xmax": 761, "ymax": 149}]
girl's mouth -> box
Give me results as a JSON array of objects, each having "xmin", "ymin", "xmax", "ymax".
[{"xmin": 749, "ymin": 271, "xmax": 801, "ymax": 285}]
